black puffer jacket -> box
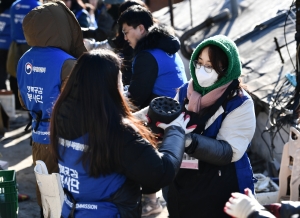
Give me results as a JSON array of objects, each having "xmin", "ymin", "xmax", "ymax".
[
  {"xmin": 106, "ymin": 124, "xmax": 186, "ymax": 217},
  {"xmin": 128, "ymin": 24, "xmax": 180, "ymax": 109},
  {"xmin": 248, "ymin": 201, "xmax": 300, "ymax": 218}
]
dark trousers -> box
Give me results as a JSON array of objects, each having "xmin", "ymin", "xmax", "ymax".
[
  {"xmin": 9, "ymin": 75, "xmax": 21, "ymax": 109},
  {"xmin": 6, "ymin": 42, "xmax": 31, "ymax": 110},
  {"xmin": 0, "ymin": 49, "xmax": 8, "ymax": 90},
  {"xmin": 162, "ymin": 186, "xmax": 169, "ymax": 203}
]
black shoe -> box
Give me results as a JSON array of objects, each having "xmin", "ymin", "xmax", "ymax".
[{"xmin": 40, "ymin": 206, "xmax": 44, "ymax": 218}]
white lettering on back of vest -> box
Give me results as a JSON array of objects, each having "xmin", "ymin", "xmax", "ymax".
[
  {"xmin": 14, "ymin": 14, "xmax": 25, "ymax": 24},
  {"xmin": 33, "ymin": 66, "xmax": 46, "ymax": 73},
  {"xmin": 0, "ymin": 22, "xmax": 5, "ymax": 31},
  {"xmin": 26, "ymin": 86, "xmax": 43, "ymax": 103},
  {"xmin": 59, "ymin": 163, "xmax": 80, "ymax": 194}
]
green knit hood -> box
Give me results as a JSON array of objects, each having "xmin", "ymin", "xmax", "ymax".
[{"xmin": 190, "ymin": 35, "xmax": 241, "ymax": 95}]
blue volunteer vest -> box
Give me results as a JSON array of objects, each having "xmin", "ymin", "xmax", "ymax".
[
  {"xmin": 10, "ymin": 0, "xmax": 41, "ymax": 43},
  {"xmin": 179, "ymin": 83, "xmax": 255, "ymax": 193},
  {"xmin": 0, "ymin": 9, "xmax": 12, "ymax": 49},
  {"xmin": 58, "ymin": 136, "xmax": 126, "ymax": 218},
  {"xmin": 17, "ymin": 47, "xmax": 74, "ymax": 144},
  {"xmin": 75, "ymin": 9, "xmax": 84, "ymax": 19},
  {"xmin": 134, "ymin": 49, "xmax": 187, "ymax": 98}
]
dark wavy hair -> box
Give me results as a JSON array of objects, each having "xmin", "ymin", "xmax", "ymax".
[
  {"xmin": 50, "ymin": 49, "xmax": 157, "ymax": 177},
  {"xmin": 119, "ymin": 0, "xmax": 148, "ymax": 15},
  {"xmin": 117, "ymin": 5, "xmax": 153, "ymax": 31}
]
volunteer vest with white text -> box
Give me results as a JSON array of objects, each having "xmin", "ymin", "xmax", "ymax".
[
  {"xmin": 17, "ymin": 47, "xmax": 74, "ymax": 144},
  {"xmin": 144, "ymin": 49, "xmax": 187, "ymax": 98},
  {"xmin": 58, "ymin": 136, "xmax": 126, "ymax": 218},
  {"xmin": 10, "ymin": 0, "xmax": 41, "ymax": 43},
  {"xmin": 0, "ymin": 9, "xmax": 12, "ymax": 49}
]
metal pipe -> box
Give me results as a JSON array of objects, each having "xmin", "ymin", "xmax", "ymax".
[
  {"xmin": 296, "ymin": 0, "xmax": 300, "ymax": 49},
  {"xmin": 189, "ymin": 0, "xmax": 193, "ymax": 27},
  {"xmin": 274, "ymin": 37, "xmax": 284, "ymax": 64},
  {"xmin": 179, "ymin": 9, "xmax": 231, "ymax": 59},
  {"xmin": 168, "ymin": 0, "xmax": 174, "ymax": 27},
  {"xmin": 293, "ymin": 0, "xmax": 300, "ymax": 116},
  {"xmin": 230, "ymin": 0, "xmax": 239, "ymax": 18},
  {"xmin": 296, "ymin": 0, "xmax": 300, "ymax": 71}
]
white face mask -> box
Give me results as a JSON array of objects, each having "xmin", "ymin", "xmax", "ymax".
[{"xmin": 195, "ymin": 66, "xmax": 219, "ymax": 87}]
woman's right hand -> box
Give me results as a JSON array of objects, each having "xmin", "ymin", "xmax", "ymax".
[
  {"xmin": 156, "ymin": 113, "xmax": 196, "ymax": 134},
  {"xmin": 132, "ymin": 106, "xmax": 150, "ymax": 123}
]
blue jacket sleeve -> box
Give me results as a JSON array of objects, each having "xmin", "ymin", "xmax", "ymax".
[
  {"xmin": 280, "ymin": 201, "xmax": 300, "ymax": 218},
  {"xmin": 248, "ymin": 201, "xmax": 300, "ymax": 218},
  {"xmin": 248, "ymin": 210, "xmax": 275, "ymax": 218}
]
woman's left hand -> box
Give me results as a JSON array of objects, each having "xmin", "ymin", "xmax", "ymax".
[{"xmin": 156, "ymin": 113, "xmax": 196, "ymax": 134}]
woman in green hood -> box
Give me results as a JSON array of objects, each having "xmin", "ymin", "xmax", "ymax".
[{"xmin": 165, "ymin": 35, "xmax": 256, "ymax": 218}]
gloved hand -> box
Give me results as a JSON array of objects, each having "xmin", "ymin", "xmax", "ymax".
[
  {"xmin": 83, "ymin": 38, "xmax": 112, "ymax": 51},
  {"xmin": 156, "ymin": 113, "xmax": 196, "ymax": 134},
  {"xmin": 224, "ymin": 188, "xmax": 265, "ymax": 218},
  {"xmin": 83, "ymin": 38, "xmax": 94, "ymax": 51},
  {"xmin": 132, "ymin": 106, "xmax": 150, "ymax": 123}
]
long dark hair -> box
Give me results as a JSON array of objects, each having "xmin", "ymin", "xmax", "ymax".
[{"xmin": 50, "ymin": 49, "xmax": 157, "ymax": 177}]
